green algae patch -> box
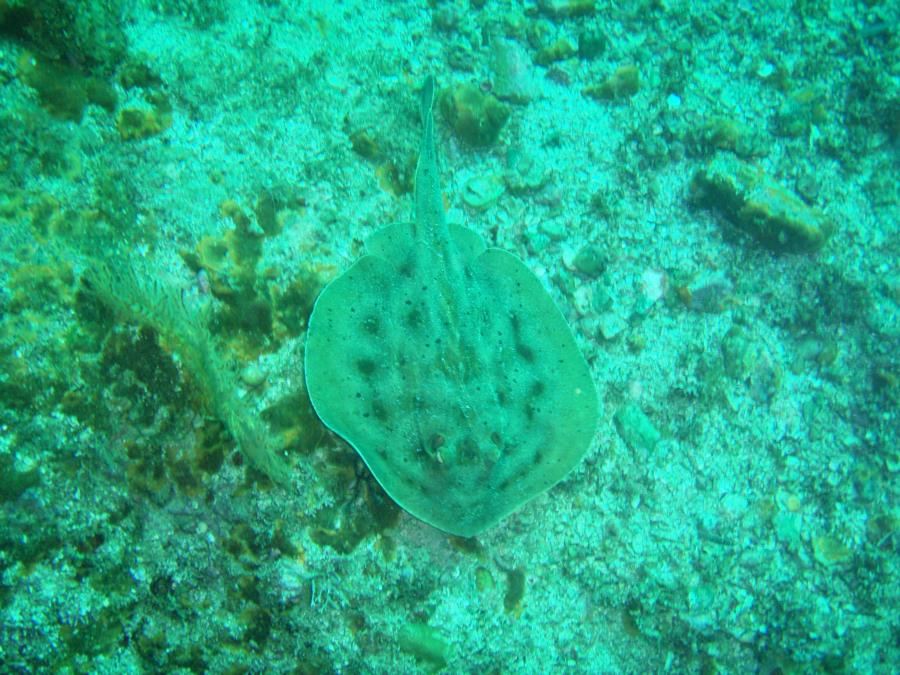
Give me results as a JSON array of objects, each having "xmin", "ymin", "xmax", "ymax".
[
  {"xmin": 17, "ymin": 51, "xmax": 116, "ymax": 122},
  {"xmin": 398, "ymin": 622, "xmax": 451, "ymax": 672},
  {"xmin": 348, "ymin": 128, "xmax": 382, "ymax": 160},
  {"xmin": 503, "ymin": 567, "xmax": 526, "ymax": 616},
  {"xmin": 179, "ymin": 194, "xmax": 325, "ymax": 357},
  {"xmin": 584, "ymin": 64, "xmax": 641, "ymax": 101},
  {"xmin": 116, "ymin": 106, "xmax": 171, "ymax": 140},
  {"xmin": 119, "ymin": 60, "xmax": 164, "ymax": 90},
  {"xmin": 812, "ymin": 535, "xmax": 852, "ymax": 566},
  {"xmin": 538, "ymin": 0, "xmax": 596, "ymax": 19},
  {"xmin": 475, "ymin": 566, "xmax": 495, "ymax": 593},
  {"xmin": 534, "ymin": 38, "xmax": 576, "ymax": 67},
  {"xmin": 261, "ymin": 390, "xmax": 328, "ymax": 457}
]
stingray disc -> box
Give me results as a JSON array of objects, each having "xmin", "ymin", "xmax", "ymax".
[{"xmin": 305, "ymin": 77, "xmax": 598, "ymax": 536}]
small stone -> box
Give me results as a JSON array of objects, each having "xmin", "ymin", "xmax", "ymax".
[
  {"xmin": 534, "ymin": 38, "xmax": 577, "ymax": 67},
  {"xmin": 591, "ymin": 284, "xmax": 612, "ymax": 312},
  {"xmin": 613, "ymin": 402, "xmax": 661, "ymax": 453},
  {"xmin": 756, "ymin": 61, "xmax": 775, "ymax": 78},
  {"xmin": 640, "ymin": 268, "xmax": 667, "ymax": 303},
  {"xmin": 505, "ymin": 147, "xmax": 546, "ymax": 194},
  {"xmin": 539, "ymin": 220, "xmax": 568, "ymax": 241},
  {"xmin": 795, "ymin": 171, "xmax": 819, "ymax": 202},
  {"xmin": 461, "ymin": 175, "xmax": 504, "ymax": 210},
  {"xmin": 598, "ymin": 311, "xmax": 627, "ymax": 340},
  {"xmin": 572, "ymin": 284, "xmax": 592, "ymax": 315},
  {"xmin": 240, "ymin": 363, "xmax": 267, "ymax": 388},
  {"xmin": 572, "ymin": 244, "xmax": 607, "ymax": 277}
]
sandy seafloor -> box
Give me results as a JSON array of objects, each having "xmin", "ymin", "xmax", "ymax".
[{"xmin": 0, "ymin": 0, "xmax": 898, "ymax": 672}]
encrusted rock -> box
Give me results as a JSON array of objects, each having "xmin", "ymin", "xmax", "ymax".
[
  {"xmin": 692, "ymin": 154, "xmax": 834, "ymax": 253},
  {"xmin": 439, "ymin": 83, "xmax": 510, "ymax": 147}
]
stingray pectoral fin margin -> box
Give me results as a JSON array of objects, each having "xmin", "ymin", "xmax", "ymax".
[
  {"xmin": 365, "ymin": 222, "xmax": 417, "ymax": 263},
  {"xmin": 305, "ymin": 253, "xmax": 394, "ymax": 431},
  {"xmin": 475, "ymin": 247, "xmax": 598, "ymax": 443}
]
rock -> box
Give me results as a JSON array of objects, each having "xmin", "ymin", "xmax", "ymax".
[
  {"xmin": 505, "ymin": 147, "xmax": 546, "ymax": 194},
  {"xmin": 491, "ymin": 39, "xmax": 538, "ymax": 104},
  {"xmin": 598, "ymin": 311, "xmax": 627, "ymax": 340},
  {"xmin": 439, "ymin": 83, "xmax": 510, "ymax": 147},
  {"xmin": 461, "ymin": 174, "xmax": 504, "ymax": 210},
  {"xmin": 613, "ymin": 402, "xmax": 661, "ymax": 453},
  {"xmin": 539, "ymin": 219, "xmax": 568, "ymax": 241},
  {"xmin": 572, "ymin": 244, "xmax": 607, "ymax": 277},
  {"xmin": 691, "ymin": 154, "xmax": 834, "ymax": 253},
  {"xmin": 591, "ymin": 284, "xmax": 613, "ymax": 312},
  {"xmin": 583, "ymin": 65, "xmax": 640, "ymax": 101}
]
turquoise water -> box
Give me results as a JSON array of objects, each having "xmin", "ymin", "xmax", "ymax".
[{"xmin": 0, "ymin": 1, "xmax": 897, "ymax": 672}]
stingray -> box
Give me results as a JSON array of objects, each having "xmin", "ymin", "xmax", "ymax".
[{"xmin": 304, "ymin": 76, "xmax": 598, "ymax": 537}]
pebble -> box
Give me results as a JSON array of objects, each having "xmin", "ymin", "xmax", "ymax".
[
  {"xmin": 461, "ymin": 175, "xmax": 504, "ymax": 210},
  {"xmin": 598, "ymin": 311, "xmax": 627, "ymax": 340},
  {"xmin": 572, "ymin": 244, "xmax": 607, "ymax": 277},
  {"xmin": 240, "ymin": 363, "xmax": 267, "ymax": 388}
]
